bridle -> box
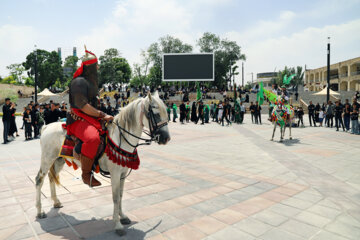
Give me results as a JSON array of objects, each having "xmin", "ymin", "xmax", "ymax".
[{"xmin": 111, "ymin": 101, "xmax": 168, "ymax": 149}]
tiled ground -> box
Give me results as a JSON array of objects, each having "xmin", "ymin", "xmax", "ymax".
[{"xmin": 0, "ymin": 115, "xmax": 359, "ymax": 240}]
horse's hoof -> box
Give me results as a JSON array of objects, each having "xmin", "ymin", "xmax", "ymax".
[
  {"xmin": 116, "ymin": 229, "xmax": 126, "ymax": 236},
  {"xmin": 120, "ymin": 217, "xmax": 131, "ymax": 225},
  {"xmin": 270, "ymin": 139, "xmax": 273, "ymax": 141},
  {"xmin": 37, "ymin": 212, "xmax": 47, "ymax": 219},
  {"xmin": 53, "ymin": 203, "xmax": 63, "ymax": 208},
  {"xmin": 290, "ymin": 137, "xmax": 293, "ymax": 140}
]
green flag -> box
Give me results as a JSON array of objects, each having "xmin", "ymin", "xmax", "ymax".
[
  {"xmin": 257, "ymin": 82, "xmax": 264, "ymax": 105},
  {"xmin": 196, "ymin": 82, "xmax": 202, "ymax": 101}
]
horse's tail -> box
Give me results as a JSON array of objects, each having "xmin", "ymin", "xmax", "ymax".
[{"xmin": 48, "ymin": 162, "xmax": 60, "ymax": 185}]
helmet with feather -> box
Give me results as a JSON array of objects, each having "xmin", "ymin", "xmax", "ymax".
[{"xmin": 73, "ymin": 45, "xmax": 98, "ymax": 87}]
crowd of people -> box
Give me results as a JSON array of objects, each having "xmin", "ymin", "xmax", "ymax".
[
  {"xmin": 2, "ymin": 98, "xmax": 68, "ymax": 143},
  {"xmin": 306, "ymin": 98, "xmax": 360, "ymax": 134},
  {"xmin": 2, "ymin": 87, "xmax": 359, "ymax": 144},
  {"xmin": 165, "ymin": 98, "xmax": 253, "ymax": 127}
]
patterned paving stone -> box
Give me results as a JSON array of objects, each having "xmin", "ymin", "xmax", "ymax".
[
  {"xmin": 279, "ymin": 219, "xmax": 320, "ymax": 239},
  {"xmin": 233, "ymin": 217, "xmax": 273, "ymax": 237},
  {"xmin": 1, "ymin": 116, "xmax": 359, "ymax": 239},
  {"xmin": 209, "ymin": 226, "xmax": 255, "ymax": 240}
]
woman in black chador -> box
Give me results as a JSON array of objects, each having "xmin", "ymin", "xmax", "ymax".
[
  {"xmin": 9, "ymin": 103, "xmax": 19, "ymax": 138},
  {"xmin": 190, "ymin": 102, "xmax": 198, "ymax": 123}
]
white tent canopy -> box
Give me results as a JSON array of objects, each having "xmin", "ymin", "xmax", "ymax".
[
  {"xmin": 312, "ymin": 87, "xmax": 340, "ymax": 96},
  {"xmin": 37, "ymin": 88, "xmax": 57, "ymax": 96}
]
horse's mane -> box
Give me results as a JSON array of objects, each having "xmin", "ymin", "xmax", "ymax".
[
  {"xmin": 113, "ymin": 95, "xmax": 168, "ymax": 131},
  {"xmin": 114, "ymin": 98, "xmax": 142, "ymax": 130}
]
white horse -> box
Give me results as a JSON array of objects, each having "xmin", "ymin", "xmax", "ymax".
[
  {"xmin": 270, "ymin": 103, "xmax": 294, "ymax": 142},
  {"xmin": 35, "ymin": 92, "xmax": 170, "ymax": 236}
]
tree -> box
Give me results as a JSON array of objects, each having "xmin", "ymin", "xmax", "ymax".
[
  {"xmin": 145, "ymin": 35, "xmax": 193, "ymax": 87},
  {"xmin": 23, "ymin": 49, "xmax": 64, "ymax": 90},
  {"xmin": 63, "ymin": 56, "xmax": 79, "ymax": 77},
  {"xmin": 98, "ymin": 48, "xmax": 132, "ymax": 87},
  {"xmin": 197, "ymin": 32, "xmax": 246, "ymax": 89},
  {"xmin": 131, "ymin": 50, "xmax": 151, "ymax": 87},
  {"xmin": 7, "ymin": 63, "xmax": 25, "ymax": 84}
]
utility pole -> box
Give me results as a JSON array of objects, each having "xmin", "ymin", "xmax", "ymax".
[
  {"xmin": 327, "ymin": 37, "xmax": 330, "ymax": 102},
  {"xmin": 242, "ymin": 62, "xmax": 244, "ymax": 87},
  {"xmin": 34, "ymin": 45, "xmax": 38, "ymax": 103}
]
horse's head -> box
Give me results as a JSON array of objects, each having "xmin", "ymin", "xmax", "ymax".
[{"xmin": 143, "ymin": 92, "xmax": 170, "ymax": 145}]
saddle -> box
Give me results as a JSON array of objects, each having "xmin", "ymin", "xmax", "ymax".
[{"xmin": 59, "ymin": 124, "xmax": 106, "ymax": 173}]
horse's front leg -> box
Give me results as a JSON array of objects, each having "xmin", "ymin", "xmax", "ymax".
[
  {"xmin": 271, "ymin": 122, "xmax": 276, "ymax": 141},
  {"xmin": 289, "ymin": 121, "xmax": 293, "ymax": 140},
  {"xmin": 119, "ymin": 169, "xmax": 131, "ymax": 225},
  {"xmin": 110, "ymin": 169, "xmax": 126, "ymax": 236}
]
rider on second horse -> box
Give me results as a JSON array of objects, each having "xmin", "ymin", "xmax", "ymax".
[{"xmin": 66, "ymin": 48, "xmax": 114, "ymax": 187}]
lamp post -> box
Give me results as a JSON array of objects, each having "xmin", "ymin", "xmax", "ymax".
[
  {"xmin": 34, "ymin": 45, "xmax": 38, "ymax": 103},
  {"xmin": 327, "ymin": 37, "xmax": 330, "ymax": 103},
  {"xmin": 242, "ymin": 62, "xmax": 244, "ymax": 87}
]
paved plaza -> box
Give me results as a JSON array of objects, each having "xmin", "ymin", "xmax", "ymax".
[{"xmin": 0, "ymin": 115, "xmax": 359, "ymax": 240}]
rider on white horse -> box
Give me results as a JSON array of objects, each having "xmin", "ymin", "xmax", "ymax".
[{"xmin": 66, "ymin": 48, "xmax": 114, "ymax": 187}]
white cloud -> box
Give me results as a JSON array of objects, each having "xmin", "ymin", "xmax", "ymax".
[
  {"xmin": 0, "ymin": 24, "xmax": 38, "ymax": 76},
  {"xmin": 74, "ymin": 0, "xmax": 194, "ymax": 65},
  {"xmin": 227, "ymin": 18, "xmax": 360, "ymax": 84}
]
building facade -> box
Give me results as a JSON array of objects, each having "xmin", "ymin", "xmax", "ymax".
[
  {"xmin": 305, "ymin": 56, "xmax": 360, "ymax": 92},
  {"xmin": 254, "ymin": 72, "xmax": 277, "ymax": 89}
]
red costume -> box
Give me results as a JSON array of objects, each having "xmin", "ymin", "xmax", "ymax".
[{"xmin": 66, "ymin": 49, "xmax": 104, "ymax": 187}]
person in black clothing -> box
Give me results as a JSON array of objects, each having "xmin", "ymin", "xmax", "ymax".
[
  {"xmin": 250, "ymin": 102, "xmax": 255, "ymax": 123},
  {"xmin": 334, "ymin": 101, "xmax": 345, "ymax": 131},
  {"xmin": 9, "ymin": 102, "xmax": 19, "ymax": 138},
  {"xmin": 222, "ymin": 100, "xmax": 231, "ymax": 126},
  {"xmin": 197, "ymin": 101, "xmax": 205, "ymax": 125},
  {"xmin": 47, "ymin": 103, "xmax": 61, "ymax": 124},
  {"xmin": 308, "ymin": 101, "xmax": 317, "ymax": 127},
  {"xmin": 297, "ymin": 107, "xmax": 304, "ymax": 127},
  {"xmin": 2, "ymin": 98, "xmax": 13, "ymax": 144},
  {"xmin": 32, "ymin": 103, "xmax": 40, "ymax": 138},
  {"xmin": 343, "ymin": 99, "xmax": 351, "ymax": 131},
  {"xmin": 24, "ymin": 108, "xmax": 33, "ymax": 140},
  {"xmin": 106, "ymin": 101, "xmax": 113, "ymax": 116},
  {"xmin": 295, "ymin": 92, "xmax": 299, "ymax": 101},
  {"xmin": 255, "ymin": 101, "xmax": 262, "ymax": 124},
  {"xmin": 191, "ymin": 102, "xmax": 197, "ymax": 123},
  {"xmin": 179, "ymin": 101, "xmax": 186, "ymax": 124},
  {"xmin": 315, "ymin": 103, "xmax": 320, "ymax": 122},
  {"xmin": 60, "ymin": 101, "xmax": 68, "ymax": 119},
  {"xmin": 43, "ymin": 103, "xmax": 51, "ymax": 124}
]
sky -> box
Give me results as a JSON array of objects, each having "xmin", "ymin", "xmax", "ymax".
[{"xmin": 1, "ymin": 0, "xmax": 360, "ymax": 84}]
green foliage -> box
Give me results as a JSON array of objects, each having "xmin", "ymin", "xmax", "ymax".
[
  {"xmin": 1, "ymin": 75, "xmax": 15, "ymax": 84},
  {"xmin": 98, "ymin": 48, "xmax": 132, "ymax": 86},
  {"xmin": 7, "ymin": 63, "xmax": 25, "ymax": 84},
  {"xmin": 146, "ymin": 35, "xmax": 193, "ymax": 87},
  {"xmin": 23, "ymin": 49, "xmax": 64, "ymax": 90},
  {"xmin": 63, "ymin": 56, "xmax": 79, "ymax": 77},
  {"xmin": 24, "ymin": 77, "xmax": 35, "ymax": 86},
  {"xmin": 197, "ymin": 32, "xmax": 246, "ymax": 89}
]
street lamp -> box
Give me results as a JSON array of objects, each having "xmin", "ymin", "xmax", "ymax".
[
  {"xmin": 327, "ymin": 37, "xmax": 330, "ymax": 103},
  {"xmin": 34, "ymin": 45, "xmax": 38, "ymax": 103}
]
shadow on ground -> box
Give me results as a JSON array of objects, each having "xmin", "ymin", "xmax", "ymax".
[{"xmin": 34, "ymin": 208, "xmax": 161, "ymax": 239}]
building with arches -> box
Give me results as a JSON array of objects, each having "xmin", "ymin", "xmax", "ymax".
[{"xmin": 304, "ymin": 57, "xmax": 360, "ymax": 92}]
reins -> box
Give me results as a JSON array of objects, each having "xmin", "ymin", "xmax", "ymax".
[{"xmin": 101, "ymin": 99, "xmax": 167, "ymax": 181}]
